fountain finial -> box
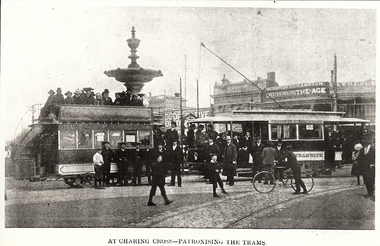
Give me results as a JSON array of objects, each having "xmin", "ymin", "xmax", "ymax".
[
  {"xmin": 131, "ymin": 26, "xmax": 136, "ymax": 38},
  {"xmin": 127, "ymin": 26, "xmax": 140, "ymax": 69}
]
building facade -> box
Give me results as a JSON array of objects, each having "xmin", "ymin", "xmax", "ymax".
[{"xmin": 212, "ymin": 73, "xmax": 375, "ymax": 125}]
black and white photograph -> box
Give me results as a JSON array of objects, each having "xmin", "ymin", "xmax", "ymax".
[{"xmin": 1, "ymin": 1, "xmax": 378, "ymax": 245}]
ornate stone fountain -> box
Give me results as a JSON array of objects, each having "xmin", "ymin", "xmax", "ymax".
[{"xmin": 104, "ymin": 26, "xmax": 163, "ymax": 94}]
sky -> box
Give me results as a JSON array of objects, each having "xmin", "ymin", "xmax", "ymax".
[{"xmin": 1, "ymin": 1, "xmax": 377, "ymax": 142}]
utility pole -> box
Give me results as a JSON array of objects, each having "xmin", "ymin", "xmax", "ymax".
[
  {"xmin": 179, "ymin": 77, "xmax": 183, "ymax": 146},
  {"xmin": 333, "ymin": 54, "xmax": 338, "ymax": 112},
  {"xmin": 196, "ymin": 78, "xmax": 200, "ymax": 117}
]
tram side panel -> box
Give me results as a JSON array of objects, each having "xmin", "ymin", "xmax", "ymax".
[{"xmin": 56, "ymin": 122, "xmax": 154, "ymax": 182}]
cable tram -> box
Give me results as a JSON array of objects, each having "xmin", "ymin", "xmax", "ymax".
[
  {"xmin": 13, "ymin": 104, "xmax": 154, "ymax": 186},
  {"xmin": 188, "ymin": 109, "xmax": 369, "ymax": 175}
]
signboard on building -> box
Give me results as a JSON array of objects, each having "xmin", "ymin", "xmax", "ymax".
[
  {"xmin": 266, "ymin": 82, "xmax": 330, "ymax": 100},
  {"xmin": 164, "ymin": 108, "xmax": 210, "ymax": 128}
]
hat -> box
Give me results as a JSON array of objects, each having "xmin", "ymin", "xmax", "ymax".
[
  {"xmin": 83, "ymin": 87, "xmax": 93, "ymax": 92},
  {"xmin": 172, "ymin": 139, "xmax": 179, "ymax": 142},
  {"xmin": 48, "ymin": 89, "xmax": 55, "ymax": 95},
  {"xmin": 354, "ymin": 143, "xmax": 363, "ymax": 151},
  {"xmin": 255, "ymin": 136, "xmax": 261, "ymax": 140},
  {"xmin": 278, "ymin": 139, "xmax": 283, "ymax": 143},
  {"xmin": 65, "ymin": 91, "xmax": 72, "ymax": 96},
  {"xmin": 266, "ymin": 141, "xmax": 273, "ymax": 146},
  {"xmin": 95, "ymin": 93, "xmax": 102, "ymax": 97},
  {"xmin": 119, "ymin": 142, "xmax": 127, "ymax": 146},
  {"xmin": 103, "ymin": 89, "xmax": 110, "ymax": 94},
  {"xmin": 96, "ymin": 147, "xmax": 102, "ymax": 151},
  {"xmin": 207, "ymin": 124, "xmax": 214, "ymax": 129},
  {"xmin": 102, "ymin": 141, "xmax": 110, "ymax": 145},
  {"xmin": 75, "ymin": 89, "xmax": 82, "ymax": 94},
  {"xmin": 57, "ymin": 87, "xmax": 62, "ymax": 93},
  {"xmin": 171, "ymin": 121, "xmax": 177, "ymax": 127},
  {"xmin": 286, "ymin": 145, "xmax": 293, "ymax": 151}
]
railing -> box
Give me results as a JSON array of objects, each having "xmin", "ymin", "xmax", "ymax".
[{"xmin": 13, "ymin": 103, "xmax": 44, "ymax": 143}]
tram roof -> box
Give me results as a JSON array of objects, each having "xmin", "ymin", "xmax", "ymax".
[{"xmin": 189, "ymin": 110, "xmax": 369, "ymax": 124}]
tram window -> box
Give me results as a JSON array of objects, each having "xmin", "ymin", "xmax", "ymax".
[
  {"xmin": 138, "ymin": 130, "xmax": 152, "ymax": 146},
  {"xmin": 94, "ymin": 131, "xmax": 107, "ymax": 148},
  {"xmin": 110, "ymin": 131, "xmax": 122, "ymax": 148},
  {"xmin": 60, "ymin": 130, "xmax": 76, "ymax": 149},
  {"xmin": 299, "ymin": 124, "xmax": 323, "ymax": 139},
  {"xmin": 78, "ymin": 130, "xmax": 92, "ymax": 149},
  {"xmin": 271, "ymin": 124, "xmax": 296, "ymax": 140},
  {"xmin": 125, "ymin": 132, "xmax": 137, "ymax": 145}
]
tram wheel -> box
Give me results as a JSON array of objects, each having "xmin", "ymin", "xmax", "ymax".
[
  {"xmin": 253, "ymin": 171, "xmax": 276, "ymax": 193},
  {"xmin": 291, "ymin": 171, "xmax": 314, "ymax": 192}
]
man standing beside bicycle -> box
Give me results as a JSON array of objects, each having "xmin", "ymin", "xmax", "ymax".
[
  {"xmin": 260, "ymin": 141, "xmax": 277, "ymax": 184},
  {"xmin": 280, "ymin": 145, "xmax": 308, "ymax": 195}
]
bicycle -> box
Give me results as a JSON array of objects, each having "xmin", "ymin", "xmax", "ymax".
[{"xmin": 252, "ymin": 165, "xmax": 314, "ymax": 193}]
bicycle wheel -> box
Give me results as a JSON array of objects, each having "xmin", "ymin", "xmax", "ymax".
[
  {"xmin": 291, "ymin": 171, "xmax": 314, "ymax": 192},
  {"xmin": 253, "ymin": 171, "xmax": 276, "ymax": 193}
]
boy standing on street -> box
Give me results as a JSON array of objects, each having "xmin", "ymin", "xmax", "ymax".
[{"xmin": 93, "ymin": 148, "xmax": 105, "ymax": 189}]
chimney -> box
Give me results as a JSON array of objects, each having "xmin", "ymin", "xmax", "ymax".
[
  {"xmin": 221, "ymin": 74, "xmax": 228, "ymax": 84},
  {"xmin": 267, "ymin": 72, "xmax": 275, "ymax": 82},
  {"xmin": 174, "ymin": 92, "xmax": 180, "ymax": 97}
]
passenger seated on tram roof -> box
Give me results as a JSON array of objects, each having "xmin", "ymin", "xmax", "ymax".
[
  {"xmin": 64, "ymin": 91, "xmax": 74, "ymax": 104},
  {"xmin": 82, "ymin": 87, "xmax": 96, "ymax": 105},
  {"xmin": 53, "ymin": 87, "xmax": 65, "ymax": 105},
  {"xmin": 40, "ymin": 89, "xmax": 56, "ymax": 118},
  {"xmin": 95, "ymin": 93, "xmax": 104, "ymax": 105},
  {"xmin": 114, "ymin": 93, "xmax": 122, "ymax": 105},
  {"xmin": 73, "ymin": 89, "xmax": 83, "ymax": 104},
  {"xmin": 102, "ymin": 89, "xmax": 113, "ymax": 105}
]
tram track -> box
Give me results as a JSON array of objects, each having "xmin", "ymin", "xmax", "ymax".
[
  {"xmin": 135, "ymin": 184, "xmax": 359, "ymax": 228},
  {"xmin": 225, "ymin": 186, "xmax": 358, "ymax": 229}
]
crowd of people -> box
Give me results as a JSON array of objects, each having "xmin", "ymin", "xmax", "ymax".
[
  {"xmin": 40, "ymin": 87, "xmax": 144, "ymax": 118},
  {"xmin": 90, "ymin": 121, "xmax": 375, "ymax": 204}
]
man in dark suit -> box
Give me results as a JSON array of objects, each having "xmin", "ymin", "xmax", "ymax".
[
  {"xmin": 102, "ymin": 89, "xmax": 113, "ymax": 105},
  {"xmin": 187, "ymin": 124, "xmax": 196, "ymax": 148},
  {"xmin": 131, "ymin": 146, "xmax": 144, "ymax": 186},
  {"xmin": 164, "ymin": 122, "xmax": 179, "ymax": 149},
  {"xmin": 223, "ymin": 136, "xmax": 237, "ymax": 186},
  {"xmin": 274, "ymin": 139, "xmax": 286, "ymax": 181},
  {"xmin": 115, "ymin": 142, "xmax": 129, "ymax": 186},
  {"xmin": 250, "ymin": 137, "xmax": 265, "ymax": 180},
  {"xmin": 167, "ymin": 139, "xmax": 183, "ymax": 187},
  {"xmin": 101, "ymin": 141, "xmax": 114, "ymax": 186},
  {"xmin": 363, "ymin": 137, "xmax": 375, "ymax": 197},
  {"xmin": 147, "ymin": 155, "xmax": 174, "ymax": 206}
]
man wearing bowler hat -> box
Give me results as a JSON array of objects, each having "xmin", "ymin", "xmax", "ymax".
[
  {"xmin": 102, "ymin": 89, "xmax": 113, "ymax": 105},
  {"xmin": 164, "ymin": 121, "xmax": 179, "ymax": 149},
  {"xmin": 167, "ymin": 139, "xmax": 183, "ymax": 187},
  {"xmin": 53, "ymin": 87, "xmax": 65, "ymax": 105}
]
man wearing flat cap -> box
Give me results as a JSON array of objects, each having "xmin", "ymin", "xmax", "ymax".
[{"xmin": 101, "ymin": 141, "xmax": 114, "ymax": 186}]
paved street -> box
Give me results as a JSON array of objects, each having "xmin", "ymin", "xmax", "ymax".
[{"xmin": 4, "ymin": 170, "xmax": 375, "ymax": 229}]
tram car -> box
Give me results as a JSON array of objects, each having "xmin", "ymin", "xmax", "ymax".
[
  {"xmin": 13, "ymin": 104, "xmax": 154, "ymax": 187},
  {"xmin": 188, "ymin": 109, "xmax": 370, "ymax": 176}
]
